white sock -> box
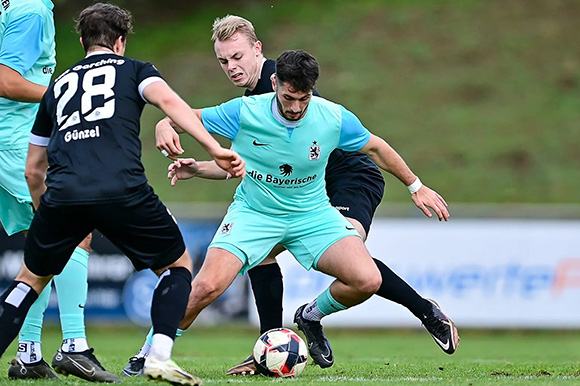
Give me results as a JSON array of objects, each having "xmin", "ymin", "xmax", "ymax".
[
  {"xmin": 61, "ymin": 338, "xmax": 89, "ymax": 353},
  {"xmin": 302, "ymin": 300, "xmax": 325, "ymax": 322},
  {"xmin": 149, "ymin": 334, "xmax": 174, "ymax": 361},
  {"xmin": 17, "ymin": 341, "xmax": 42, "ymax": 364},
  {"xmin": 136, "ymin": 341, "xmax": 151, "ymax": 358}
]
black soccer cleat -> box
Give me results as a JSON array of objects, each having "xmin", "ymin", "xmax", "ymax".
[
  {"xmin": 293, "ymin": 304, "xmax": 334, "ymax": 368},
  {"xmin": 122, "ymin": 355, "xmax": 145, "ymax": 377},
  {"xmin": 420, "ymin": 299, "xmax": 460, "ymax": 354},
  {"xmin": 52, "ymin": 348, "xmax": 122, "ymax": 383},
  {"xmin": 226, "ymin": 354, "xmax": 256, "ymax": 375},
  {"xmin": 8, "ymin": 358, "xmax": 60, "ymax": 380}
]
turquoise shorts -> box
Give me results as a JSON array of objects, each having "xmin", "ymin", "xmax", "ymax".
[
  {"xmin": 0, "ymin": 148, "xmax": 34, "ymax": 236},
  {"xmin": 209, "ymin": 200, "xmax": 361, "ymax": 275}
]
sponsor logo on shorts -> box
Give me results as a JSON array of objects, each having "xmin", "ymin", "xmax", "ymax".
[
  {"xmin": 309, "ymin": 141, "xmax": 321, "ymax": 161},
  {"xmin": 220, "ymin": 222, "xmax": 233, "ymax": 235},
  {"xmin": 335, "ymin": 205, "xmax": 350, "ymax": 212}
]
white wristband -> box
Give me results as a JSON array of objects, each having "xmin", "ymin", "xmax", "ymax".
[{"xmin": 407, "ymin": 177, "xmax": 423, "ymax": 194}]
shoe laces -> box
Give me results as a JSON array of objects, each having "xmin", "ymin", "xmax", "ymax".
[{"xmin": 423, "ymin": 309, "xmax": 448, "ymax": 337}]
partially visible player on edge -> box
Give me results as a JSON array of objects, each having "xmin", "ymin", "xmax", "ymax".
[
  {"xmin": 0, "ymin": 0, "xmax": 119, "ymax": 381},
  {"xmin": 121, "ymin": 15, "xmax": 459, "ymax": 378},
  {"xmin": 0, "ymin": 3, "xmax": 244, "ymax": 386}
]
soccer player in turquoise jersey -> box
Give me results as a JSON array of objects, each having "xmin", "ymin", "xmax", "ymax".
[
  {"xmin": 156, "ymin": 50, "xmax": 456, "ymax": 376},
  {"xmin": 0, "ymin": 0, "xmax": 118, "ymax": 381}
]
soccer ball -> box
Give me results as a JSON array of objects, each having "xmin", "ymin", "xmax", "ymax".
[{"xmin": 252, "ymin": 328, "xmax": 308, "ymax": 378}]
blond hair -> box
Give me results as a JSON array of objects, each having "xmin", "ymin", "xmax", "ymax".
[{"xmin": 211, "ymin": 15, "xmax": 258, "ymax": 43}]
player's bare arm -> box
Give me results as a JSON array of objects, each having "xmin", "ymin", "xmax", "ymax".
[
  {"xmin": 144, "ymin": 82, "xmax": 245, "ymax": 178},
  {"xmin": 168, "ymin": 158, "xmax": 230, "ymax": 186},
  {"xmin": 0, "ymin": 64, "xmax": 47, "ymax": 103},
  {"xmin": 360, "ymin": 134, "xmax": 449, "ymax": 221},
  {"xmin": 24, "ymin": 144, "xmax": 49, "ymax": 209}
]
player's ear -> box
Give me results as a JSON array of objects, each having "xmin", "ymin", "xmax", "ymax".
[
  {"xmin": 255, "ymin": 40, "xmax": 262, "ymax": 56},
  {"xmin": 271, "ymin": 74, "xmax": 277, "ymax": 90}
]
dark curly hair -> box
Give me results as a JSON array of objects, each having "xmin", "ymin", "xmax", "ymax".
[
  {"xmin": 75, "ymin": 3, "xmax": 133, "ymax": 52},
  {"xmin": 275, "ymin": 50, "xmax": 319, "ymax": 92}
]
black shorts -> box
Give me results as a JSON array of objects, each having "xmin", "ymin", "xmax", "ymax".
[
  {"xmin": 325, "ymin": 150, "xmax": 385, "ymax": 235},
  {"xmin": 24, "ymin": 185, "xmax": 185, "ymax": 276}
]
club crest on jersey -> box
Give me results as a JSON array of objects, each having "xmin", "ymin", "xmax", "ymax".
[
  {"xmin": 220, "ymin": 222, "xmax": 233, "ymax": 235},
  {"xmin": 309, "ymin": 141, "xmax": 321, "ymax": 161}
]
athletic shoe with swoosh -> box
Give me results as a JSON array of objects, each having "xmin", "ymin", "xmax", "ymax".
[
  {"xmin": 52, "ymin": 348, "xmax": 122, "ymax": 383},
  {"xmin": 8, "ymin": 358, "xmax": 60, "ymax": 379},
  {"xmin": 144, "ymin": 355, "xmax": 203, "ymax": 385},
  {"xmin": 420, "ymin": 299, "xmax": 460, "ymax": 354},
  {"xmin": 225, "ymin": 354, "xmax": 257, "ymax": 375},
  {"xmin": 293, "ymin": 304, "xmax": 334, "ymax": 368}
]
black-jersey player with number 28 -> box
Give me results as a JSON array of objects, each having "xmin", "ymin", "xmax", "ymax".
[{"xmin": 0, "ymin": 4, "xmax": 244, "ymax": 386}]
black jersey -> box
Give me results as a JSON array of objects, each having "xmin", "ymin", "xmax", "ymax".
[
  {"xmin": 31, "ymin": 53, "xmax": 161, "ymax": 205},
  {"xmin": 245, "ymin": 59, "xmax": 384, "ymax": 195}
]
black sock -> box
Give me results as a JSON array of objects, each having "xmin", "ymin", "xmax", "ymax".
[
  {"xmin": 0, "ymin": 281, "xmax": 39, "ymax": 358},
  {"xmin": 248, "ymin": 263, "xmax": 283, "ymax": 334},
  {"xmin": 373, "ymin": 258, "xmax": 431, "ymax": 319},
  {"xmin": 151, "ymin": 267, "xmax": 192, "ymax": 338}
]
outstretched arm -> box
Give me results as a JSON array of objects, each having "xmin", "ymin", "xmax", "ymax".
[
  {"xmin": 360, "ymin": 134, "xmax": 449, "ymax": 221},
  {"xmin": 167, "ymin": 158, "xmax": 230, "ymax": 185},
  {"xmin": 143, "ymin": 82, "xmax": 245, "ymax": 178}
]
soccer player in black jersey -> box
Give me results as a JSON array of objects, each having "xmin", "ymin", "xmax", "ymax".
[
  {"xmin": 0, "ymin": 4, "xmax": 244, "ymax": 385},
  {"xmin": 123, "ymin": 15, "xmax": 459, "ymax": 377}
]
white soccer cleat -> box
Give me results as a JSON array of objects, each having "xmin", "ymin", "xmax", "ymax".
[{"xmin": 144, "ymin": 356, "xmax": 203, "ymax": 386}]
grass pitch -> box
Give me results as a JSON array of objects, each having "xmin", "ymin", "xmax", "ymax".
[{"xmin": 0, "ymin": 325, "xmax": 578, "ymax": 385}]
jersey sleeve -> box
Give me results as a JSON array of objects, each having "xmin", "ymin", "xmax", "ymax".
[
  {"xmin": 136, "ymin": 61, "xmax": 165, "ymax": 102},
  {"xmin": 338, "ymin": 106, "xmax": 371, "ymax": 151},
  {"xmin": 201, "ymin": 98, "xmax": 243, "ymax": 140},
  {"xmin": 30, "ymin": 93, "xmax": 53, "ymax": 146},
  {"xmin": 0, "ymin": 13, "xmax": 45, "ymax": 75}
]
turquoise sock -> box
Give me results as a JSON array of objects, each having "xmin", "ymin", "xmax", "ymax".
[
  {"xmin": 315, "ymin": 287, "xmax": 348, "ymax": 317},
  {"xmin": 54, "ymin": 247, "xmax": 89, "ymax": 340},
  {"xmin": 19, "ymin": 282, "xmax": 52, "ymax": 343}
]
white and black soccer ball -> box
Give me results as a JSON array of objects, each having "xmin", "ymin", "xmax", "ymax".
[{"xmin": 252, "ymin": 328, "xmax": 308, "ymax": 378}]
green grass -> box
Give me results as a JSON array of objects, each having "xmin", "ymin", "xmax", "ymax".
[
  {"xmin": 1, "ymin": 325, "xmax": 579, "ymax": 385},
  {"xmin": 50, "ymin": 0, "xmax": 580, "ymax": 206}
]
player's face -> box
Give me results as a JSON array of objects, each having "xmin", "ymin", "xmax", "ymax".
[
  {"xmin": 214, "ymin": 32, "xmax": 262, "ymax": 90},
  {"xmin": 273, "ymin": 79, "xmax": 312, "ymax": 121}
]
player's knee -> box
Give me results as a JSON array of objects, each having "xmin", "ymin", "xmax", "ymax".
[
  {"xmin": 356, "ymin": 270, "xmax": 381, "ymax": 295},
  {"xmin": 190, "ymin": 276, "xmax": 223, "ymax": 306}
]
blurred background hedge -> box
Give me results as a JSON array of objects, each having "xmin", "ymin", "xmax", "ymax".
[{"xmin": 51, "ymin": 0, "xmax": 580, "ymax": 206}]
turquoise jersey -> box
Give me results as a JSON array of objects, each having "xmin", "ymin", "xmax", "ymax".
[
  {"xmin": 0, "ymin": 0, "xmax": 55, "ymax": 150},
  {"xmin": 202, "ymin": 93, "xmax": 371, "ymax": 214}
]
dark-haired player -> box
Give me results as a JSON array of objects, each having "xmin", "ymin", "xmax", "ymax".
[
  {"xmin": 0, "ymin": 3, "xmax": 244, "ymax": 385},
  {"xmin": 123, "ymin": 15, "xmax": 459, "ymax": 378}
]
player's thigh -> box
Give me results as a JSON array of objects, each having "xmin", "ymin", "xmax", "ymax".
[
  {"xmin": 194, "ymin": 247, "xmax": 244, "ymax": 296},
  {"xmin": 328, "ymin": 184, "xmax": 384, "ymax": 240},
  {"xmin": 209, "ymin": 201, "xmax": 285, "ymax": 274},
  {"xmin": 95, "ymin": 186, "xmax": 186, "ymax": 272},
  {"xmin": 283, "ymin": 205, "xmax": 360, "ymax": 271},
  {"xmin": 24, "ymin": 202, "xmax": 94, "ymax": 277},
  {"xmin": 0, "ymin": 149, "xmax": 34, "ymax": 235},
  {"xmin": 315, "ymin": 235, "xmax": 380, "ymax": 288}
]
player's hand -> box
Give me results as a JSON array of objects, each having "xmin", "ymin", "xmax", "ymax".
[
  {"xmin": 167, "ymin": 158, "xmax": 200, "ymax": 186},
  {"xmin": 411, "ymin": 185, "xmax": 449, "ymax": 221},
  {"xmin": 156, "ymin": 118, "xmax": 184, "ymax": 159},
  {"xmin": 210, "ymin": 148, "xmax": 246, "ymax": 179}
]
